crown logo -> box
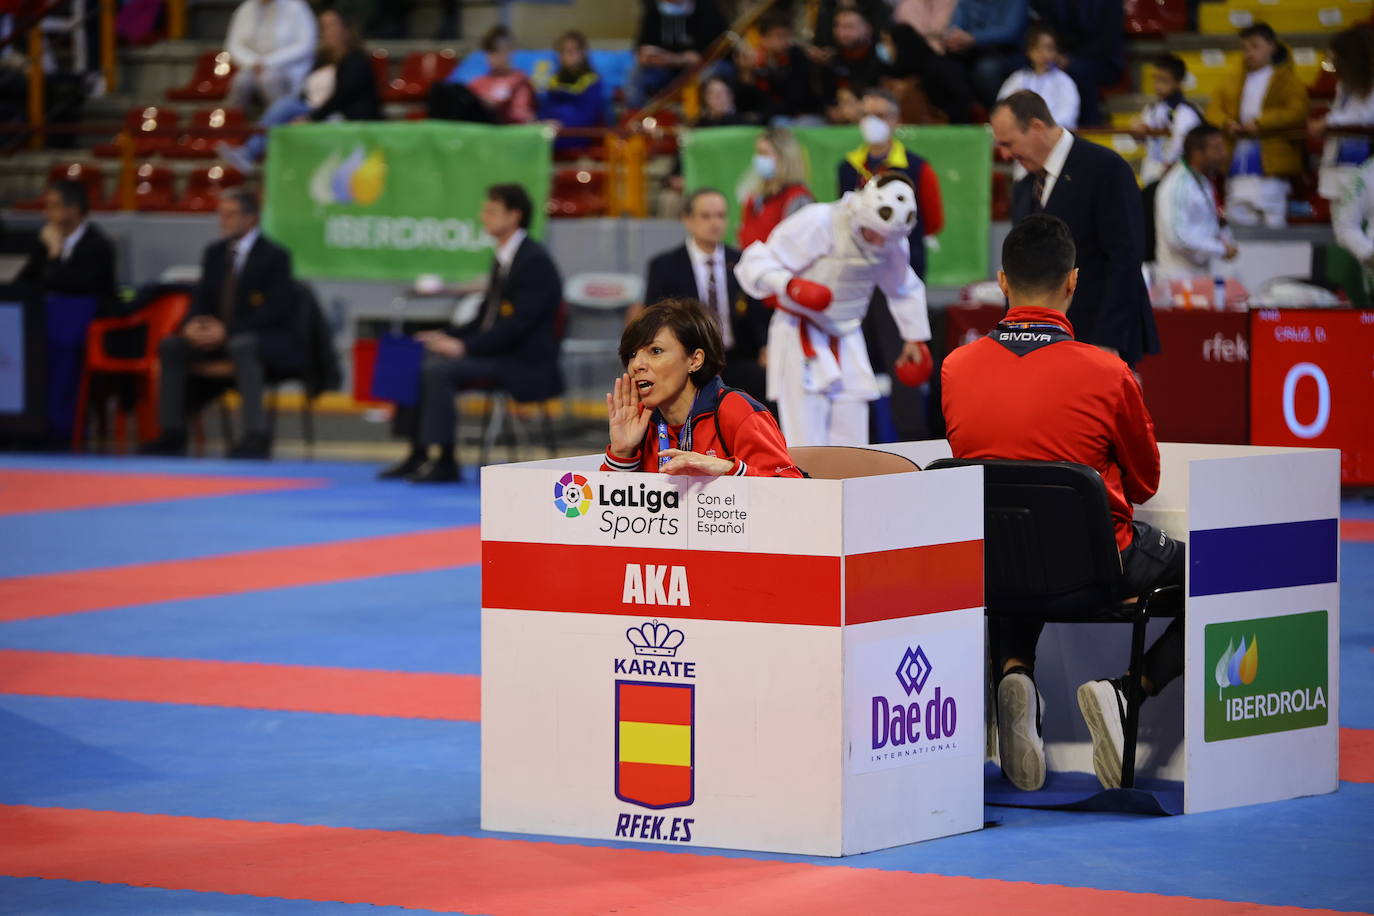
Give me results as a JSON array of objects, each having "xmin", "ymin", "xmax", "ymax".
[{"xmin": 626, "ymin": 620, "xmax": 685, "ymax": 657}]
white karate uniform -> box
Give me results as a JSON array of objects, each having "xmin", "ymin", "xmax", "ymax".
[
  {"xmin": 734, "ymin": 195, "xmax": 931, "ymax": 447},
  {"xmin": 1333, "ymin": 157, "xmax": 1374, "ymax": 266},
  {"xmin": 1319, "ymin": 86, "xmax": 1374, "ymax": 200},
  {"xmin": 1140, "ymin": 96, "xmax": 1202, "ymax": 186},
  {"xmin": 1154, "ymin": 161, "xmax": 1232, "ymax": 281}
]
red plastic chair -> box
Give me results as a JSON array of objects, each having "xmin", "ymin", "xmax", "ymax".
[
  {"xmin": 174, "ymin": 165, "xmax": 245, "ymax": 212},
  {"xmin": 167, "ymin": 50, "xmax": 235, "ymax": 102},
  {"xmin": 164, "ymin": 107, "xmax": 248, "ymax": 159},
  {"xmin": 132, "ymin": 163, "xmax": 178, "ymax": 211},
  {"xmin": 13, "ymin": 162, "xmax": 108, "ymax": 210},
  {"xmin": 1125, "ymin": 0, "xmax": 1188, "ymax": 36},
  {"xmin": 73, "ymin": 290, "xmax": 192, "ymax": 451},
  {"xmin": 382, "ymin": 49, "xmax": 458, "ymax": 101},
  {"xmin": 370, "ymin": 49, "xmax": 391, "ymax": 93},
  {"xmin": 93, "ymin": 106, "xmax": 181, "ymax": 158},
  {"xmin": 547, "ymin": 168, "xmax": 606, "ymax": 217}
]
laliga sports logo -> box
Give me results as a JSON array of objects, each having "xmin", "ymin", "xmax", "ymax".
[
  {"xmin": 627, "ymin": 619, "xmax": 684, "ymax": 657},
  {"xmin": 553, "ymin": 472, "xmax": 593, "ymax": 517},
  {"xmin": 1214, "ymin": 634, "xmax": 1259, "ymax": 700},
  {"xmin": 310, "ymin": 145, "xmax": 387, "ymax": 206}
]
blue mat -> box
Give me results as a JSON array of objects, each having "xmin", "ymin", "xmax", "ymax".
[{"xmin": 983, "ymin": 762, "xmax": 1184, "ymax": 815}]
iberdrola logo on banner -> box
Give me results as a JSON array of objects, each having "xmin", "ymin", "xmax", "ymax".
[
  {"xmin": 264, "ymin": 122, "xmax": 553, "ymax": 283},
  {"xmin": 310, "ymin": 145, "xmax": 387, "ymax": 206},
  {"xmin": 1204, "ymin": 610, "xmax": 1328, "ymax": 742}
]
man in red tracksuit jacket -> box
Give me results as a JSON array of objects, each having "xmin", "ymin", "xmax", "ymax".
[{"xmin": 941, "ymin": 213, "xmax": 1184, "ymax": 793}]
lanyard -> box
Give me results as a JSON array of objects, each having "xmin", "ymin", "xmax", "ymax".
[{"xmin": 655, "ymin": 390, "xmax": 700, "ymax": 470}]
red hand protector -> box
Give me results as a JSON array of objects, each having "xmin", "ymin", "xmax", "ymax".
[
  {"xmin": 785, "ymin": 277, "xmax": 833, "ymax": 312},
  {"xmin": 894, "ymin": 343, "xmax": 933, "ymax": 387}
]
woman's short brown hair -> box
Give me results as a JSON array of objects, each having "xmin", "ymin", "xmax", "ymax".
[{"xmin": 619, "ymin": 298, "xmax": 726, "ymax": 389}]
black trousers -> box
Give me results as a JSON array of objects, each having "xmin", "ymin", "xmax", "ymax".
[
  {"xmin": 158, "ymin": 332, "xmax": 270, "ymax": 434},
  {"xmin": 994, "ymin": 520, "xmax": 1187, "ymax": 693},
  {"xmin": 391, "ymin": 352, "xmax": 506, "ymax": 448}
]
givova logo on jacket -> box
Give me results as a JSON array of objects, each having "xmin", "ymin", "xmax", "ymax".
[{"xmin": 1204, "ymin": 610, "xmax": 1328, "ymax": 742}]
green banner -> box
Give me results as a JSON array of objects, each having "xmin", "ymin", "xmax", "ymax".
[
  {"xmin": 1204, "ymin": 610, "xmax": 1329, "ymax": 742},
  {"xmin": 263, "ymin": 122, "xmax": 553, "ymax": 283},
  {"xmin": 681, "ymin": 125, "xmax": 991, "ymax": 287}
]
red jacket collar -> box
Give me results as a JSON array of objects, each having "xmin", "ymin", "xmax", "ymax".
[{"xmin": 1002, "ymin": 306, "xmax": 1075, "ymax": 337}]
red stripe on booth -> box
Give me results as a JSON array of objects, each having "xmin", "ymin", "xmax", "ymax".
[
  {"xmin": 0, "ymin": 526, "xmax": 480, "ymax": 622},
  {"xmin": 482, "ymin": 540, "xmax": 843, "ymax": 626},
  {"xmin": 0, "ymin": 649, "xmax": 479, "ymax": 721},
  {"xmin": 845, "ymin": 540, "xmax": 983, "ymax": 624}
]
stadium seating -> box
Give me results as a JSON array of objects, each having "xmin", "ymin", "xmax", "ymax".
[
  {"xmin": 163, "ymin": 107, "xmax": 248, "ymax": 159},
  {"xmin": 174, "ymin": 165, "xmax": 246, "ymax": 212},
  {"xmin": 132, "ymin": 163, "xmax": 177, "ymax": 210},
  {"xmin": 370, "ymin": 49, "xmax": 391, "ymax": 94},
  {"xmin": 13, "ymin": 162, "xmax": 109, "ymax": 210},
  {"xmin": 92, "ymin": 106, "xmax": 180, "ymax": 158},
  {"xmin": 1198, "ymin": 0, "xmax": 1373, "ymax": 35},
  {"xmin": 166, "ymin": 50, "xmax": 235, "ymax": 102},
  {"xmin": 382, "ymin": 50, "xmax": 459, "ymax": 102},
  {"xmin": 548, "ymin": 168, "xmax": 606, "ymax": 217},
  {"xmin": 1125, "ymin": 0, "xmax": 1189, "ymax": 36}
]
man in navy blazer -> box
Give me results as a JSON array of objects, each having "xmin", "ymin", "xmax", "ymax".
[
  {"xmin": 643, "ymin": 188, "xmax": 770, "ymax": 403},
  {"xmin": 382, "ymin": 183, "xmax": 563, "ymax": 483},
  {"xmin": 995, "ymin": 90, "xmax": 1157, "ymax": 366}
]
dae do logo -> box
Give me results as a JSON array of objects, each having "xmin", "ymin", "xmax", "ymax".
[{"xmin": 870, "ymin": 646, "xmax": 960, "ymax": 760}]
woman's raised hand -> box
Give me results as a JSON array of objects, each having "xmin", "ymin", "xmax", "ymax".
[{"xmin": 607, "ymin": 373, "xmax": 650, "ymax": 459}]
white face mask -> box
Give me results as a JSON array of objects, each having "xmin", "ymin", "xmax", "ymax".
[
  {"xmin": 752, "ymin": 154, "xmax": 777, "ymax": 179},
  {"xmin": 860, "ymin": 114, "xmax": 892, "ymax": 146}
]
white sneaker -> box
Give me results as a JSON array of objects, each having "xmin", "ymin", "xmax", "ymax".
[
  {"xmin": 1077, "ymin": 678, "xmax": 1128, "ymax": 789},
  {"xmin": 997, "ymin": 671, "xmax": 1046, "ymax": 791}
]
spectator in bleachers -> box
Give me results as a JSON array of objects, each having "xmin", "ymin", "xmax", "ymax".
[
  {"xmin": 695, "ymin": 75, "xmax": 754, "ymax": 127},
  {"xmin": 225, "ymin": 0, "xmax": 318, "ymax": 110},
  {"xmin": 539, "ymin": 30, "xmax": 605, "ymax": 153},
  {"xmin": 997, "ymin": 23, "xmax": 1079, "ymax": 131},
  {"xmin": 631, "ymin": 0, "xmax": 729, "ymax": 107},
  {"xmin": 739, "ymin": 127, "xmax": 815, "ymax": 250},
  {"xmin": 468, "ymin": 26, "xmax": 537, "ymax": 124},
  {"xmin": 644, "ymin": 188, "xmax": 770, "ymax": 403},
  {"xmin": 1031, "ymin": 0, "xmax": 1123, "ymax": 126},
  {"xmin": 887, "ymin": 2, "xmax": 977, "ymax": 124},
  {"xmin": 742, "ymin": 11, "xmax": 822, "ymax": 123},
  {"xmin": 1154, "ymin": 124, "xmax": 1237, "ymax": 281},
  {"xmin": 818, "ymin": 8, "xmax": 888, "ymax": 122},
  {"xmin": 16, "ymin": 180, "xmax": 118, "ymax": 445},
  {"xmin": 379, "ymin": 184, "xmax": 561, "ymax": 483},
  {"xmin": 1313, "ymin": 25, "xmax": 1374, "ymax": 202},
  {"xmin": 838, "ymin": 87, "xmax": 944, "ymax": 279},
  {"xmin": 218, "ymin": 8, "xmax": 382, "ymax": 172},
  {"xmin": 142, "ymin": 188, "xmax": 300, "ymax": 460},
  {"xmin": 941, "ymin": 0, "xmax": 1029, "ymax": 108},
  {"xmin": 813, "ymin": 0, "xmax": 892, "ymax": 54},
  {"xmin": 1206, "ymin": 23, "xmax": 1309, "ymax": 228},
  {"xmin": 1134, "ymin": 54, "xmax": 1203, "ymax": 186}
]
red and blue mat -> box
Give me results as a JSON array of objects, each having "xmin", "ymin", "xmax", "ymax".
[{"xmin": 2, "ymin": 455, "xmax": 1372, "ymax": 915}]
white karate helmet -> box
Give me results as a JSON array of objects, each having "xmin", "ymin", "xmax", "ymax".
[{"xmin": 850, "ymin": 173, "xmax": 918, "ymax": 243}]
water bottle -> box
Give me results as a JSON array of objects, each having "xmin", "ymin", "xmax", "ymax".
[{"xmin": 1213, "ymin": 274, "xmax": 1227, "ymax": 310}]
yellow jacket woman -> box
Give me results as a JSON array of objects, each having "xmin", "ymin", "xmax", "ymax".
[{"xmin": 1205, "ymin": 29, "xmax": 1309, "ymax": 178}]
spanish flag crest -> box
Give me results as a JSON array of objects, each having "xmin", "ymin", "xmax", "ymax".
[{"xmin": 615, "ymin": 680, "xmax": 694, "ymax": 809}]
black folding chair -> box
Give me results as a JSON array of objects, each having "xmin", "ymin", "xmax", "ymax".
[{"xmin": 927, "ymin": 458, "xmax": 1182, "ymax": 788}]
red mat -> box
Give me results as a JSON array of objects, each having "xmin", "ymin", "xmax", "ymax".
[
  {"xmin": 1343, "ymin": 520, "xmax": 1374, "ymax": 542},
  {"xmin": 0, "ymin": 470, "xmax": 320, "ymax": 516},
  {"xmin": 1342, "ymin": 728, "xmax": 1374, "ymax": 784},
  {"xmin": 0, "ymin": 806, "xmax": 1356, "ymax": 916},
  {"xmin": 0, "ymin": 650, "xmax": 478, "ymax": 721},
  {"xmin": 0, "ymin": 526, "xmax": 480, "ymax": 622}
]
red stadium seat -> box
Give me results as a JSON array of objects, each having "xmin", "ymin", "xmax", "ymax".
[
  {"xmin": 132, "ymin": 163, "xmax": 178, "ymax": 211},
  {"xmin": 370, "ymin": 49, "xmax": 391, "ymax": 93},
  {"xmin": 164, "ymin": 107, "xmax": 248, "ymax": 159},
  {"xmin": 93, "ymin": 106, "xmax": 181, "ymax": 158},
  {"xmin": 548, "ymin": 168, "xmax": 606, "ymax": 217},
  {"xmin": 167, "ymin": 50, "xmax": 235, "ymax": 102},
  {"xmin": 382, "ymin": 50, "xmax": 458, "ymax": 102},
  {"xmin": 13, "ymin": 162, "xmax": 109, "ymax": 210},
  {"xmin": 1125, "ymin": 0, "xmax": 1188, "ymax": 36},
  {"xmin": 173, "ymin": 165, "xmax": 246, "ymax": 212}
]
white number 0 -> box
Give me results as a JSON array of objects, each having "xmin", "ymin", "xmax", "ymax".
[{"xmin": 1282, "ymin": 362, "xmax": 1331, "ymax": 439}]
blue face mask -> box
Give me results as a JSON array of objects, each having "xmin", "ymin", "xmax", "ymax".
[
  {"xmin": 753, "ymin": 154, "xmax": 777, "ymax": 179},
  {"xmin": 658, "ymin": 1, "xmax": 693, "ymax": 16}
]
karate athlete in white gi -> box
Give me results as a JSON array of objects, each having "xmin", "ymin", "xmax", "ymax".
[{"xmin": 734, "ymin": 172, "xmax": 933, "ymax": 446}]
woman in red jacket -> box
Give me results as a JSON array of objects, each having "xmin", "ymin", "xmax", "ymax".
[
  {"xmin": 738, "ymin": 127, "xmax": 815, "ymax": 250},
  {"xmin": 603, "ymin": 298, "xmax": 803, "ymax": 478}
]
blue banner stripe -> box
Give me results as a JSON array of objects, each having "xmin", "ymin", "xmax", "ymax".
[{"xmin": 1189, "ymin": 518, "xmax": 1339, "ymax": 597}]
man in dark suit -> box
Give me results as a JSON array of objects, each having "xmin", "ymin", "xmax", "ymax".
[
  {"xmin": 644, "ymin": 187, "xmax": 769, "ymax": 403},
  {"xmin": 142, "ymin": 187, "xmax": 302, "ymax": 459},
  {"xmin": 16, "ymin": 180, "xmax": 119, "ymax": 443},
  {"xmin": 995, "ymin": 90, "xmax": 1157, "ymax": 366},
  {"xmin": 380, "ymin": 183, "xmax": 562, "ymax": 483}
]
